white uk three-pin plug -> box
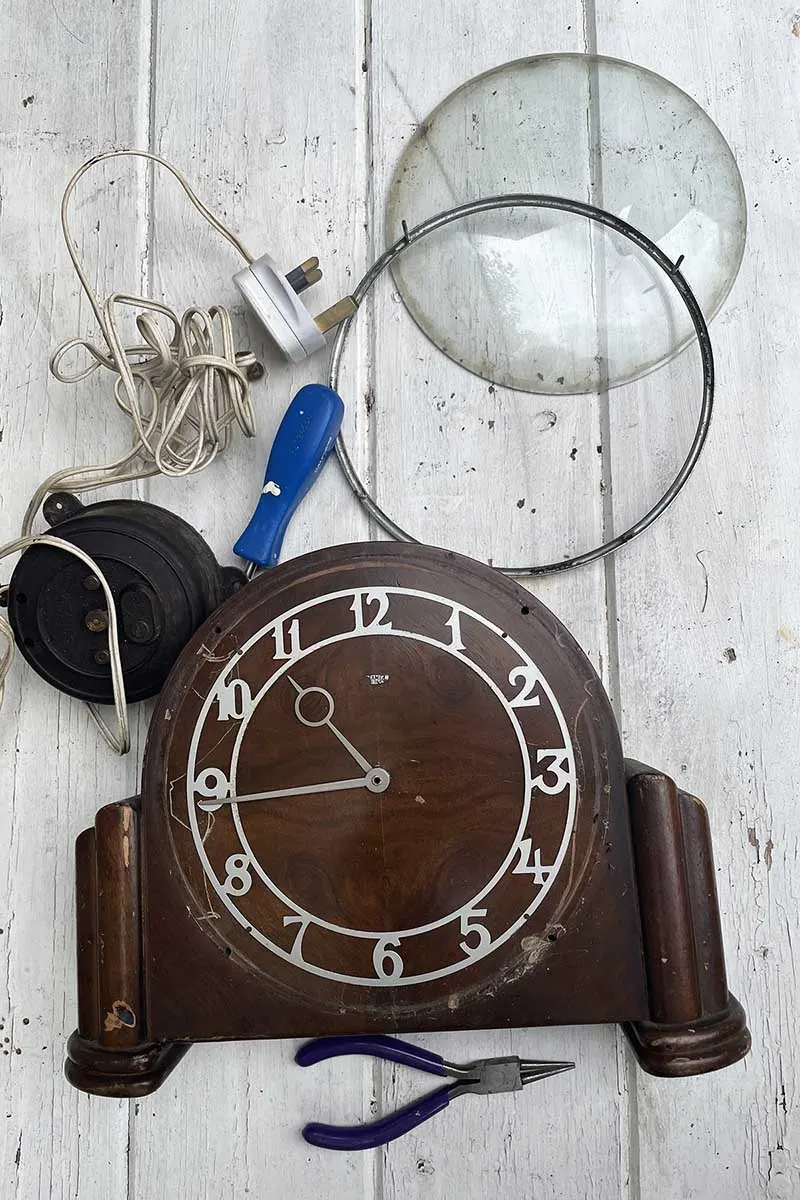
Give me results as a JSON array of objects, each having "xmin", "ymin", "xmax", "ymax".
[{"xmin": 233, "ymin": 252, "xmax": 357, "ymax": 364}]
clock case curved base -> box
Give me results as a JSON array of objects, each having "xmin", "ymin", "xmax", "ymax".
[
  {"xmin": 65, "ymin": 1031, "xmax": 189, "ymax": 1098},
  {"xmin": 65, "ymin": 763, "xmax": 750, "ymax": 1096},
  {"xmin": 624, "ymin": 994, "xmax": 750, "ymax": 1078}
]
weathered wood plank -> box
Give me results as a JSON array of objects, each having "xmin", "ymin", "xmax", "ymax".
[
  {"xmin": 0, "ymin": 1, "xmax": 152, "ymax": 1196},
  {"xmin": 596, "ymin": 3, "xmax": 800, "ymax": 1197},
  {"xmin": 129, "ymin": 2, "xmax": 378, "ymax": 1196},
  {"xmin": 368, "ymin": 4, "xmax": 630, "ymax": 1198}
]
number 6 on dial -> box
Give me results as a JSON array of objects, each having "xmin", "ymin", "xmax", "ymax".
[{"xmin": 373, "ymin": 936, "xmax": 403, "ymax": 980}]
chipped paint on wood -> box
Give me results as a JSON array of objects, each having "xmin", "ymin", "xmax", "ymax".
[
  {"xmin": 520, "ymin": 934, "xmax": 549, "ymax": 967},
  {"xmin": 122, "ymin": 805, "xmax": 132, "ymax": 869},
  {"xmin": 104, "ymin": 1000, "xmax": 137, "ymax": 1033}
]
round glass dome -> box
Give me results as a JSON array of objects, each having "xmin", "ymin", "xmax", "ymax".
[{"xmin": 386, "ymin": 54, "xmax": 746, "ymax": 395}]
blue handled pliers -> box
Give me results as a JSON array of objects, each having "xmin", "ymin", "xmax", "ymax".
[{"xmin": 296, "ymin": 1034, "xmax": 575, "ymax": 1151}]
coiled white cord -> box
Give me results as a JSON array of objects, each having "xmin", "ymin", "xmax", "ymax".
[
  {"xmin": 1, "ymin": 149, "xmax": 261, "ymax": 752},
  {"xmin": 0, "ymin": 536, "xmax": 128, "ymax": 751}
]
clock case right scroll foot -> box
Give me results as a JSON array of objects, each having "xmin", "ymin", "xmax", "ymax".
[{"xmin": 622, "ymin": 760, "xmax": 750, "ymax": 1077}]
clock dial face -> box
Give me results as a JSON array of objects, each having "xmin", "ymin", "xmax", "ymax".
[
  {"xmin": 151, "ymin": 546, "xmax": 612, "ymax": 1011},
  {"xmin": 185, "ymin": 584, "xmax": 576, "ymax": 986}
]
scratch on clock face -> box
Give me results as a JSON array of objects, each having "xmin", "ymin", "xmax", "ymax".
[{"xmin": 183, "ymin": 585, "xmax": 577, "ymax": 989}]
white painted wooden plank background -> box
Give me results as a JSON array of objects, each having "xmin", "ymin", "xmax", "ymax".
[{"xmin": 0, "ymin": 1, "xmax": 796, "ymax": 1197}]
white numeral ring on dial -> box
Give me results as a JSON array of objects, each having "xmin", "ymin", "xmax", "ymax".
[{"xmin": 186, "ymin": 586, "xmax": 577, "ymax": 987}]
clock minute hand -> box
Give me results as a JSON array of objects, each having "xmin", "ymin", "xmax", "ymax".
[{"xmin": 199, "ymin": 775, "xmax": 372, "ymax": 810}]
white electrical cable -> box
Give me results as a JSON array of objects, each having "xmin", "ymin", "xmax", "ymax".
[
  {"xmin": 0, "ymin": 536, "xmax": 129, "ymax": 752},
  {"xmin": 29, "ymin": 148, "xmax": 259, "ymax": 534},
  {"xmin": 2, "ymin": 149, "xmax": 261, "ymax": 752}
]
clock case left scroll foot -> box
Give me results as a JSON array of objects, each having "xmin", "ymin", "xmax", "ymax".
[
  {"xmin": 64, "ymin": 1031, "xmax": 189, "ymax": 1098},
  {"xmin": 66, "ymin": 799, "xmax": 191, "ymax": 1097}
]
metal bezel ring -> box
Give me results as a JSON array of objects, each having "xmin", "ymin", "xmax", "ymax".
[{"xmin": 328, "ymin": 193, "xmax": 714, "ymax": 576}]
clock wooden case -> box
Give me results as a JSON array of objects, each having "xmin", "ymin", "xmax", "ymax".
[{"xmin": 65, "ymin": 543, "xmax": 750, "ymax": 1096}]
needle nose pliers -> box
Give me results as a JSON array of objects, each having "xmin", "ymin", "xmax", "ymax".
[{"xmin": 296, "ymin": 1034, "xmax": 575, "ymax": 1150}]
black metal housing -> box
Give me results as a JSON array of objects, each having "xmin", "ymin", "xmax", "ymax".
[{"xmin": 7, "ymin": 494, "xmax": 245, "ymax": 703}]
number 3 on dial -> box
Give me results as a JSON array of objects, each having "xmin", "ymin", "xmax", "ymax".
[{"xmin": 533, "ymin": 749, "xmax": 572, "ymax": 794}]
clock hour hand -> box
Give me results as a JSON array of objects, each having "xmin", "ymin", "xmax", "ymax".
[
  {"xmin": 287, "ymin": 676, "xmax": 374, "ymax": 774},
  {"xmin": 199, "ymin": 767, "xmax": 390, "ymax": 809}
]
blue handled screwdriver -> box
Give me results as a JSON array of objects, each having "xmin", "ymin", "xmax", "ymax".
[{"xmin": 235, "ymin": 383, "xmax": 344, "ymax": 575}]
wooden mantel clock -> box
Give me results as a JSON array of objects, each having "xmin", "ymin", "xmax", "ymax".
[{"xmin": 65, "ymin": 543, "xmax": 750, "ymax": 1096}]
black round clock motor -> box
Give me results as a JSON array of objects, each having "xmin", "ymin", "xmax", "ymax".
[{"xmin": 6, "ymin": 492, "xmax": 245, "ymax": 703}]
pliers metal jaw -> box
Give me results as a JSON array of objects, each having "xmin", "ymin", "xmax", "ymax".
[{"xmin": 296, "ymin": 1035, "xmax": 575, "ymax": 1151}]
